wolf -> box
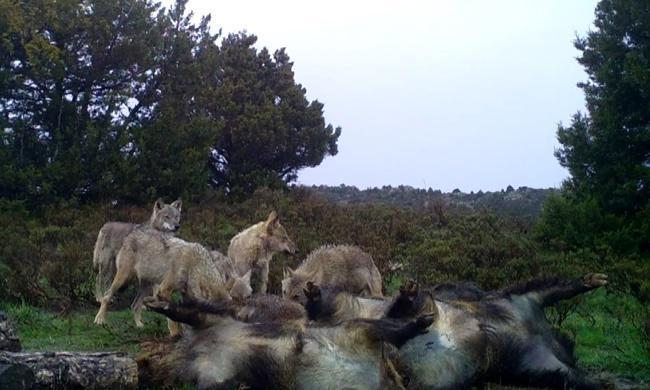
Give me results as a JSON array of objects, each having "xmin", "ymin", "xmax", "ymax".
[
  {"xmin": 228, "ymin": 211, "xmax": 298, "ymax": 294},
  {"xmin": 235, "ymin": 294, "xmax": 307, "ymax": 323},
  {"xmin": 94, "ymin": 219, "xmax": 268, "ymax": 329},
  {"xmin": 154, "ymin": 249, "xmax": 253, "ymax": 336},
  {"xmin": 385, "ymin": 274, "xmax": 608, "ymax": 389},
  {"xmin": 94, "ymin": 232, "xmax": 233, "ymax": 329},
  {"xmin": 282, "ymin": 245, "xmax": 383, "ymax": 300},
  {"xmin": 92, "ymin": 199, "xmax": 182, "ymax": 302},
  {"xmin": 140, "ymin": 296, "xmax": 434, "ymax": 389}
]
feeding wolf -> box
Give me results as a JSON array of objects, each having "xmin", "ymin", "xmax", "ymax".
[
  {"xmin": 282, "ymin": 245, "xmax": 383, "ymax": 300},
  {"xmin": 92, "ymin": 199, "xmax": 182, "ymax": 303}
]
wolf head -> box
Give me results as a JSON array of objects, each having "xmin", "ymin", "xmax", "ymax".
[
  {"xmin": 262, "ymin": 211, "xmax": 298, "ymax": 255},
  {"xmin": 229, "ymin": 270, "xmax": 253, "ymax": 301},
  {"xmin": 281, "ymin": 267, "xmax": 305, "ymax": 299},
  {"xmin": 150, "ymin": 198, "xmax": 182, "ymax": 233}
]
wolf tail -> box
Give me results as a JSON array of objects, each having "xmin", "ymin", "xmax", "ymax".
[
  {"xmin": 370, "ymin": 265, "xmax": 384, "ymax": 298},
  {"xmin": 93, "ymin": 228, "xmax": 117, "ymax": 302}
]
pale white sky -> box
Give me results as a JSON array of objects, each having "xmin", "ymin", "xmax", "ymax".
[{"xmin": 183, "ymin": 0, "xmax": 598, "ymax": 191}]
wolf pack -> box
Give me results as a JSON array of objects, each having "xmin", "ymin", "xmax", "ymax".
[{"xmin": 92, "ymin": 199, "xmax": 608, "ymax": 389}]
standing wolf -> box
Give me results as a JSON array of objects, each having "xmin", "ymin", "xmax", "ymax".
[
  {"xmin": 94, "ymin": 232, "xmax": 233, "ymax": 329},
  {"xmin": 228, "ymin": 211, "xmax": 298, "ymax": 294},
  {"xmin": 94, "ymin": 215, "xmax": 282, "ymax": 328},
  {"xmin": 92, "ymin": 199, "xmax": 182, "ymax": 302}
]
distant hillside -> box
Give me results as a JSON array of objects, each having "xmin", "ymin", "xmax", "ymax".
[{"xmin": 303, "ymin": 184, "xmax": 557, "ymax": 220}]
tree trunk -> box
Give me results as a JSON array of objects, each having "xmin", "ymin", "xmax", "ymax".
[
  {"xmin": 0, "ymin": 311, "xmax": 21, "ymax": 352},
  {"xmin": 0, "ymin": 351, "xmax": 138, "ymax": 388}
]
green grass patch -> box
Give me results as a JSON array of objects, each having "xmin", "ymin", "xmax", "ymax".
[
  {"xmin": 1, "ymin": 303, "xmax": 169, "ymax": 353},
  {"xmin": 1, "ymin": 290, "xmax": 648, "ymax": 386},
  {"xmin": 559, "ymin": 290, "xmax": 650, "ymax": 382}
]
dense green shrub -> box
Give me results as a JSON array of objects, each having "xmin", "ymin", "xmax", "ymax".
[{"xmin": 2, "ymin": 188, "xmax": 635, "ymax": 305}]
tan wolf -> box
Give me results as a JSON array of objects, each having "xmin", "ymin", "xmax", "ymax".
[
  {"xmin": 282, "ymin": 244, "xmax": 383, "ymax": 300},
  {"xmin": 92, "ymin": 199, "xmax": 182, "ymax": 302},
  {"xmin": 94, "ymin": 231, "xmax": 223, "ymax": 328},
  {"xmin": 154, "ymin": 248, "xmax": 250, "ymax": 336},
  {"xmin": 94, "ymin": 222, "xmax": 260, "ymax": 328},
  {"xmin": 228, "ymin": 211, "xmax": 298, "ymax": 294}
]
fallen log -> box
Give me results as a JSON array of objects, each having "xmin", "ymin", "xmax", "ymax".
[
  {"xmin": 0, "ymin": 311, "xmax": 21, "ymax": 352},
  {"xmin": 0, "ymin": 363, "xmax": 34, "ymax": 389},
  {"xmin": 0, "ymin": 351, "xmax": 138, "ymax": 388}
]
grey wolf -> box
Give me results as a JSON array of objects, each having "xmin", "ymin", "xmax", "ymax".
[
  {"xmin": 92, "ymin": 199, "xmax": 181, "ymax": 302},
  {"xmin": 282, "ymin": 245, "xmax": 383, "ymax": 300}
]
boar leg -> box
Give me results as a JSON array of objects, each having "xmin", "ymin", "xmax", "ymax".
[
  {"xmin": 384, "ymin": 279, "xmax": 420, "ymax": 319},
  {"xmin": 351, "ymin": 314, "xmax": 434, "ymax": 348},
  {"xmin": 514, "ymin": 342, "xmax": 599, "ymax": 390},
  {"xmin": 526, "ymin": 273, "xmax": 608, "ymax": 307},
  {"xmin": 144, "ymin": 296, "xmax": 237, "ymax": 329},
  {"xmin": 144, "ymin": 298, "xmax": 205, "ymax": 328}
]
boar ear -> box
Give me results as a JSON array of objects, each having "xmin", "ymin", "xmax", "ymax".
[{"xmin": 171, "ymin": 198, "xmax": 182, "ymax": 212}]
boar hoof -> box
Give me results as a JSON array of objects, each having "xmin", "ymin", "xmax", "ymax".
[
  {"xmin": 583, "ymin": 273, "xmax": 608, "ymax": 288},
  {"xmin": 303, "ymin": 282, "xmax": 321, "ymax": 300},
  {"xmin": 144, "ymin": 297, "xmax": 170, "ymax": 311},
  {"xmin": 400, "ymin": 279, "xmax": 419, "ymax": 301},
  {"xmin": 415, "ymin": 314, "xmax": 434, "ymax": 332}
]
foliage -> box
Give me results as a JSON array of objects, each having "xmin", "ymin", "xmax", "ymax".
[
  {"xmin": 308, "ymin": 184, "xmax": 555, "ymax": 222},
  {"xmin": 537, "ymin": 0, "xmax": 650, "ymax": 303},
  {"xmin": 0, "ymin": 0, "xmax": 340, "ymax": 205},
  {"xmin": 545, "ymin": 0, "xmax": 650, "ymax": 254},
  {"xmin": 209, "ymin": 34, "xmax": 341, "ymax": 196},
  {"xmin": 0, "ymin": 189, "xmax": 613, "ymax": 304}
]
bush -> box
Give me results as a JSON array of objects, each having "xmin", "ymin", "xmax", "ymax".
[{"xmin": 0, "ymin": 188, "xmax": 643, "ymax": 305}]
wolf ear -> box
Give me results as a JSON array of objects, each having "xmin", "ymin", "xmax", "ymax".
[
  {"xmin": 265, "ymin": 211, "xmax": 279, "ymax": 232},
  {"xmin": 241, "ymin": 269, "xmax": 252, "ymax": 284},
  {"xmin": 283, "ymin": 266, "xmax": 295, "ymax": 279},
  {"xmin": 171, "ymin": 198, "xmax": 182, "ymax": 212},
  {"xmin": 153, "ymin": 198, "xmax": 164, "ymax": 212}
]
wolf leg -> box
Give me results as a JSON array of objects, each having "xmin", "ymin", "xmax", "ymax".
[
  {"xmin": 94, "ymin": 261, "xmax": 132, "ymax": 325},
  {"xmin": 167, "ymin": 319, "xmax": 182, "ymax": 337},
  {"xmin": 258, "ymin": 261, "xmax": 269, "ymax": 294},
  {"xmin": 132, "ymin": 282, "xmax": 153, "ymax": 328}
]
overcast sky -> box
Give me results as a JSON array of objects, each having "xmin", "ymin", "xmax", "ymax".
[{"xmin": 184, "ymin": 0, "xmax": 599, "ymax": 192}]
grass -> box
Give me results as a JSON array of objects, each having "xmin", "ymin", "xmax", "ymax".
[
  {"xmin": 1, "ymin": 290, "xmax": 648, "ymax": 387},
  {"xmin": 559, "ymin": 289, "xmax": 650, "ymax": 383},
  {"xmin": 0, "ymin": 303, "xmax": 169, "ymax": 353}
]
